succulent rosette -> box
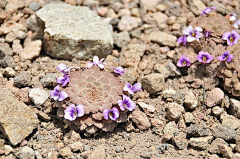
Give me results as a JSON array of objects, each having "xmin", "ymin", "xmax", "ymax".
[{"xmin": 50, "ymin": 56, "xmax": 142, "ymax": 135}]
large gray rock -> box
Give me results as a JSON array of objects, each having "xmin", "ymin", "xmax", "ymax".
[
  {"xmin": 36, "ymin": 3, "xmax": 113, "ymax": 60},
  {"xmin": 0, "ymin": 88, "xmax": 39, "ymax": 146}
]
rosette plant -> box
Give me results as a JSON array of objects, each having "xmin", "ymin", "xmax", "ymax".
[{"xmin": 50, "ymin": 56, "xmax": 141, "ymax": 135}]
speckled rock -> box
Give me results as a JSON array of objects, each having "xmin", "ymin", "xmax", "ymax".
[
  {"xmin": 166, "ymin": 102, "xmax": 184, "ymax": 121},
  {"xmin": 118, "ymin": 16, "xmax": 141, "ymax": 31},
  {"xmin": 113, "ymin": 31, "xmax": 130, "ymax": 48},
  {"xmin": 14, "ymin": 71, "xmax": 31, "ymax": 87},
  {"xmin": 189, "ymin": 136, "xmax": 213, "ymax": 150},
  {"xmin": 212, "ymin": 124, "xmax": 236, "ymax": 141},
  {"xmin": 40, "ymin": 73, "xmax": 57, "ymax": 88},
  {"xmin": 149, "ymin": 31, "xmax": 177, "ymax": 47},
  {"xmin": 130, "ymin": 109, "xmax": 151, "ymax": 130},
  {"xmin": 206, "ymin": 88, "xmax": 224, "ymax": 107},
  {"xmin": 19, "ymin": 146, "xmax": 35, "ymax": 159},
  {"xmin": 36, "ymin": 3, "xmax": 113, "ymax": 60},
  {"xmin": 230, "ymin": 98, "xmax": 240, "ymax": 119},
  {"xmin": 141, "ymin": 73, "xmax": 165, "ymax": 94},
  {"xmin": 0, "ymin": 88, "xmax": 39, "ymax": 146},
  {"xmin": 29, "ymin": 88, "xmax": 49, "ymax": 105}
]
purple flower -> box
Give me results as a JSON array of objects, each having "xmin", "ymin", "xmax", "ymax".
[
  {"xmin": 87, "ymin": 56, "xmax": 105, "ymax": 69},
  {"xmin": 204, "ymin": 30, "xmax": 212, "ymax": 38},
  {"xmin": 117, "ymin": 95, "xmax": 136, "ymax": 111},
  {"xmin": 218, "ymin": 51, "xmax": 234, "ymax": 62},
  {"xmin": 222, "ymin": 30, "xmax": 240, "ymax": 46},
  {"xmin": 111, "ymin": 66, "xmax": 125, "ymax": 76},
  {"xmin": 183, "ymin": 26, "xmax": 203, "ymax": 42},
  {"xmin": 123, "ymin": 83, "xmax": 142, "ymax": 95},
  {"xmin": 201, "ymin": 6, "xmax": 216, "ymax": 16},
  {"xmin": 177, "ymin": 35, "xmax": 187, "ymax": 45},
  {"xmin": 57, "ymin": 74, "xmax": 70, "ymax": 87},
  {"xmin": 197, "ymin": 51, "xmax": 213, "ymax": 64},
  {"xmin": 233, "ymin": 20, "xmax": 240, "ymax": 29},
  {"xmin": 229, "ymin": 13, "xmax": 237, "ymax": 23},
  {"xmin": 64, "ymin": 104, "xmax": 84, "ymax": 121},
  {"xmin": 57, "ymin": 63, "xmax": 73, "ymax": 74},
  {"xmin": 103, "ymin": 107, "xmax": 119, "ymax": 121},
  {"xmin": 50, "ymin": 85, "xmax": 68, "ymax": 101},
  {"xmin": 177, "ymin": 55, "xmax": 191, "ymax": 67}
]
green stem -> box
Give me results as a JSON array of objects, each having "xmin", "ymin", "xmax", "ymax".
[{"xmin": 202, "ymin": 80, "xmax": 205, "ymax": 106}]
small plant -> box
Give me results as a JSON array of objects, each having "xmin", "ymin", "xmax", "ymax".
[
  {"xmin": 50, "ymin": 56, "xmax": 141, "ymax": 135},
  {"xmin": 176, "ymin": 6, "xmax": 238, "ymax": 103}
]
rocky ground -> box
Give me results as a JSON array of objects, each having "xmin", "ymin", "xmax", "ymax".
[{"xmin": 0, "ymin": 0, "xmax": 240, "ymax": 158}]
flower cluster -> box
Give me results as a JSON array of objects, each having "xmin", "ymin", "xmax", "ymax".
[
  {"xmin": 177, "ymin": 26, "xmax": 203, "ymax": 45},
  {"xmin": 227, "ymin": 13, "xmax": 240, "ymax": 29},
  {"xmin": 177, "ymin": 50, "xmax": 233, "ymax": 68},
  {"xmin": 50, "ymin": 56, "xmax": 141, "ymax": 124}
]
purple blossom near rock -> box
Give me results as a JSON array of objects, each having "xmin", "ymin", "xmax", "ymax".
[
  {"xmin": 229, "ymin": 13, "xmax": 237, "ymax": 23},
  {"xmin": 56, "ymin": 63, "xmax": 73, "ymax": 74},
  {"xmin": 123, "ymin": 82, "xmax": 142, "ymax": 95},
  {"xmin": 222, "ymin": 30, "xmax": 240, "ymax": 46},
  {"xmin": 87, "ymin": 56, "xmax": 105, "ymax": 69},
  {"xmin": 183, "ymin": 26, "xmax": 203, "ymax": 42},
  {"xmin": 117, "ymin": 95, "xmax": 136, "ymax": 111},
  {"xmin": 64, "ymin": 104, "xmax": 84, "ymax": 121},
  {"xmin": 177, "ymin": 55, "xmax": 191, "ymax": 67},
  {"xmin": 111, "ymin": 66, "xmax": 125, "ymax": 76},
  {"xmin": 201, "ymin": 6, "xmax": 216, "ymax": 16},
  {"xmin": 218, "ymin": 51, "xmax": 234, "ymax": 62},
  {"xmin": 233, "ymin": 20, "xmax": 240, "ymax": 29},
  {"xmin": 57, "ymin": 74, "xmax": 70, "ymax": 87},
  {"xmin": 50, "ymin": 85, "xmax": 68, "ymax": 101},
  {"xmin": 197, "ymin": 51, "xmax": 213, "ymax": 64},
  {"xmin": 177, "ymin": 35, "xmax": 187, "ymax": 45},
  {"xmin": 204, "ymin": 30, "xmax": 212, "ymax": 38},
  {"xmin": 103, "ymin": 107, "xmax": 119, "ymax": 121}
]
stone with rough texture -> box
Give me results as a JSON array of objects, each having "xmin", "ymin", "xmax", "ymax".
[
  {"xmin": 36, "ymin": 3, "xmax": 113, "ymax": 60},
  {"xmin": 208, "ymin": 138, "xmax": 228, "ymax": 154},
  {"xmin": 230, "ymin": 98, "xmax": 240, "ymax": 119},
  {"xmin": 206, "ymin": 88, "xmax": 224, "ymax": 107},
  {"xmin": 220, "ymin": 113, "xmax": 240, "ymax": 130},
  {"xmin": 118, "ymin": 16, "xmax": 141, "ymax": 31},
  {"xmin": 189, "ymin": 136, "xmax": 213, "ymax": 150},
  {"xmin": 184, "ymin": 91, "xmax": 198, "ymax": 109},
  {"xmin": 119, "ymin": 44, "xmax": 145, "ymax": 68},
  {"xmin": 0, "ymin": 43, "xmax": 13, "ymax": 56},
  {"xmin": 113, "ymin": 31, "xmax": 130, "ymax": 48},
  {"xmin": 59, "ymin": 147, "xmax": 72, "ymax": 158},
  {"xmin": 149, "ymin": 31, "xmax": 177, "ymax": 47},
  {"xmin": 163, "ymin": 121, "xmax": 178, "ymax": 140},
  {"xmin": 189, "ymin": 0, "xmax": 206, "ymax": 16},
  {"xmin": 19, "ymin": 146, "xmax": 35, "ymax": 159},
  {"xmin": 212, "ymin": 124, "xmax": 236, "ymax": 141},
  {"xmin": 140, "ymin": 0, "xmax": 160, "ymax": 12},
  {"xmin": 142, "ymin": 73, "xmax": 165, "ymax": 94},
  {"xmin": 19, "ymin": 31, "xmax": 42, "ymax": 61},
  {"xmin": 0, "ymin": 88, "xmax": 39, "ymax": 146},
  {"xmin": 40, "ymin": 73, "xmax": 57, "ymax": 88},
  {"xmin": 138, "ymin": 102, "xmax": 155, "ymax": 113},
  {"xmin": 29, "ymin": 88, "xmax": 49, "ymax": 105},
  {"xmin": 89, "ymin": 145, "xmax": 106, "ymax": 159},
  {"xmin": 166, "ymin": 102, "xmax": 184, "ymax": 121},
  {"xmin": 14, "ymin": 71, "xmax": 31, "ymax": 87},
  {"xmin": 130, "ymin": 109, "xmax": 151, "ymax": 130},
  {"xmin": 187, "ymin": 121, "xmax": 209, "ymax": 137}
]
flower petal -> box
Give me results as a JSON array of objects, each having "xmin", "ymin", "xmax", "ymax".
[
  {"xmin": 111, "ymin": 107, "xmax": 119, "ymax": 120},
  {"xmin": 57, "ymin": 76, "xmax": 65, "ymax": 84},
  {"xmin": 132, "ymin": 83, "xmax": 142, "ymax": 93},
  {"xmin": 123, "ymin": 83, "xmax": 134, "ymax": 94},
  {"xmin": 93, "ymin": 56, "xmax": 99, "ymax": 64},
  {"xmin": 127, "ymin": 100, "xmax": 136, "ymax": 111},
  {"xmin": 227, "ymin": 54, "xmax": 234, "ymax": 62},
  {"xmin": 183, "ymin": 26, "xmax": 193, "ymax": 35},
  {"xmin": 117, "ymin": 100, "xmax": 125, "ymax": 111},
  {"xmin": 87, "ymin": 62, "xmax": 94, "ymax": 69},
  {"xmin": 76, "ymin": 105, "xmax": 84, "ymax": 117},
  {"xmin": 97, "ymin": 63, "xmax": 105, "ymax": 69},
  {"xmin": 103, "ymin": 109, "xmax": 110, "ymax": 120},
  {"xmin": 58, "ymin": 91, "xmax": 68, "ymax": 101},
  {"xmin": 187, "ymin": 35, "xmax": 196, "ymax": 42},
  {"xmin": 64, "ymin": 104, "xmax": 76, "ymax": 121},
  {"xmin": 222, "ymin": 32, "xmax": 230, "ymax": 40},
  {"xmin": 56, "ymin": 63, "xmax": 67, "ymax": 72},
  {"xmin": 50, "ymin": 90, "xmax": 59, "ymax": 100}
]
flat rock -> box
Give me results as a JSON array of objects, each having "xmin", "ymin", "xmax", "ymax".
[
  {"xmin": 118, "ymin": 16, "xmax": 141, "ymax": 31},
  {"xmin": 206, "ymin": 88, "xmax": 224, "ymax": 107},
  {"xmin": 141, "ymin": 73, "xmax": 165, "ymax": 94},
  {"xmin": 149, "ymin": 31, "xmax": 177, "ymax": 47},
  {"xmin": 187, "ymin": 121, "xmax": 209, "ymax": 137},
  {"xmin": 212, "ymin": 124, "xmax": 236, "ymax": 141},
  {"xmin": 36, "ymin": 3, "xmax": 113, "ymax": 60},
  {"xmin": 189, "ymin": 136, "xmax": 213, "ymax": 150},
  {"xmin": 130, "ymin": 109, "xmax": 151, "ymax": 130},
  {"xmin": 208, "ymin": 138, "xmax": 228, "ymax": 154},
  {"xmin": 29, "ymin": 88, "xmax": 49, "ymax": 105},
  {"xmin": 230, "ymin": 98, "xmax": 240, "ymax": 119},
  {"xmin": 0, "ymin": 88, "xmax": 39, "ymax": 146},
  {"xmin": 137, "ymin": 102, "xmax": 155, "ymax": 113},
  {"xmin": 166, "ymin": 102, "xmax": 184, "ymax": 121}
]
